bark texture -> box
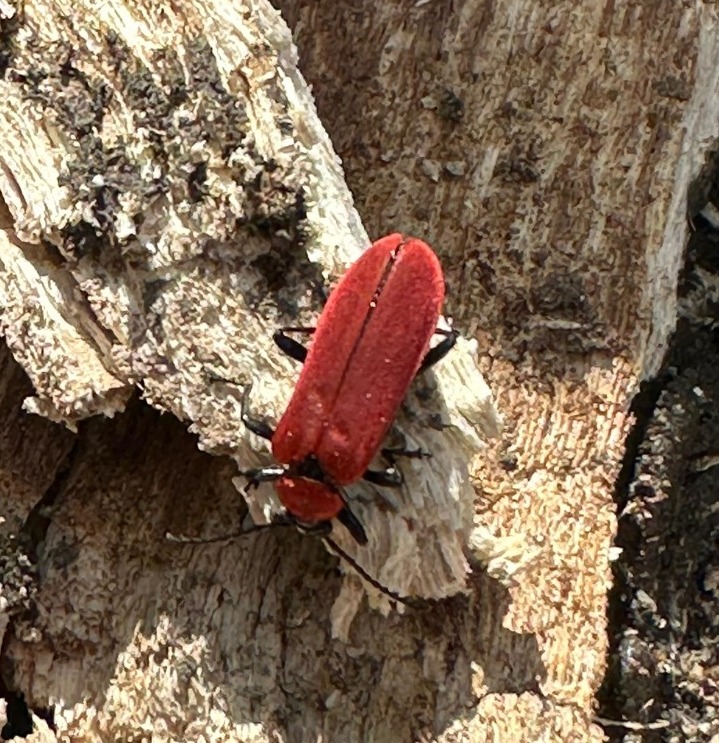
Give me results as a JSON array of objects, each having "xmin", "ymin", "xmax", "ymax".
[
  {"xmin": 0, "ymin": 0, "xmax": 714, "ymax": 741},
  {"xmin": 273, "ymin": 2, "xmax": 719, "ymax": 740},
  {"xmin": 0, "ymin": 0, "xmax": 500, "ymax": 630}
]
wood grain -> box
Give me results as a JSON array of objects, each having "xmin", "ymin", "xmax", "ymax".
[{"xmin": 0, "ymin": 0, "xmax": 715, "ymax": 739}]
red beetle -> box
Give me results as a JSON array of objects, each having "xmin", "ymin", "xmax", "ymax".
[{"xmin": 241, "ymin": 233, "xmax": 456, "ymax": 546}]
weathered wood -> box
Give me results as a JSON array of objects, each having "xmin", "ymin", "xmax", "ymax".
[
  {"xmin": 0, "ymin": 0, "xmax": 501, "ymax": 620},
  {"xmin": 0, "ymin": 0, "xmax": 504, "ymax": 740},
  {"xmin": 0, "ymin": 0, "xmax": 715, "ymax": 740},
  {"xmin": 275, "ymin": 0, "xmax": 719, "ymax": 739}
]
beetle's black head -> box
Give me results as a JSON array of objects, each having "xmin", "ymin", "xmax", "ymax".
[{"xmin": 292, "ymin": 455, "xmax": 327, "ymax": 483}]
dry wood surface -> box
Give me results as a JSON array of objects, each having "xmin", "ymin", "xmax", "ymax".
[{"xmin": 0, "ymin": 1, "xmax": 716, "ymax": 741}]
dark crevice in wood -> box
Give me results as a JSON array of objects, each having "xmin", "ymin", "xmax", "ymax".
[
  {"xmin": 596, "ymin": 372, "xmax": 666, "ymax": 741},
  {"xmin": 21, "ymin": 433, "xmax": 81, "ymax": 556},
  {"xmin": 598, "ymin": 183, "xmax": 719, "ymax": 737}
]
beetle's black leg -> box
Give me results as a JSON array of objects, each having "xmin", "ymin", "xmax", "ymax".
[
  {"xmin": 381, "ymin": 446, "xmax": 431, "ymax": 461},
  {"xmin": 240, "ymin": 463, "xmax": 287, "ymax": 484},
  {"xmin": 336, "ymin": 505, "xmax": 368, "ymax": 545},
  {"xmin": 273, "ymin": 326, "xmax": 316, "ymax": 364},
  {"xmin": 362, "ymin": 466, "xmax": 403, "ymax": 488},
  {"xmin": 206, "ymin": 375, "xmax": 275, "ymax": 441},
  {"xmin": 240, "ymin": 384, "xmax": 275, "ymax": 442},
  {"xmin": 362, "ymin": 443, "xmax": 432, "ymax": 488},
  {"xmin": 294, "ymin": 520, "xmax": 334, "ymax": 539},
  {"xmin": 418, "ymin": 328, "xmax": 459, "ymax": 373}
]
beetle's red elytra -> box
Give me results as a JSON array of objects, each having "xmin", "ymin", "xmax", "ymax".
[{"xmin": 241, "ymin": 233, "xmax": 457, "ymax": 546}]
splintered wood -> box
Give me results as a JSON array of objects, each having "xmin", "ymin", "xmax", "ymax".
[{"xmin": 0, "ymin": 0, "xmax": 714, "ymax": 740}]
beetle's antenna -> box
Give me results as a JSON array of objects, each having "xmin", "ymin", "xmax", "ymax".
[
  {"xmin": 166, "ymin": 513, "xmax": 295, "ymax": 545},
  {"xmin": 323, "ymin": 536, "xmax": 417, "ymax": 608}
]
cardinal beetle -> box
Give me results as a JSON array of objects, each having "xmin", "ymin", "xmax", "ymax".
[{"xmin": 240, "ymin": 233, "xmax": 457, "ymax": 547}]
